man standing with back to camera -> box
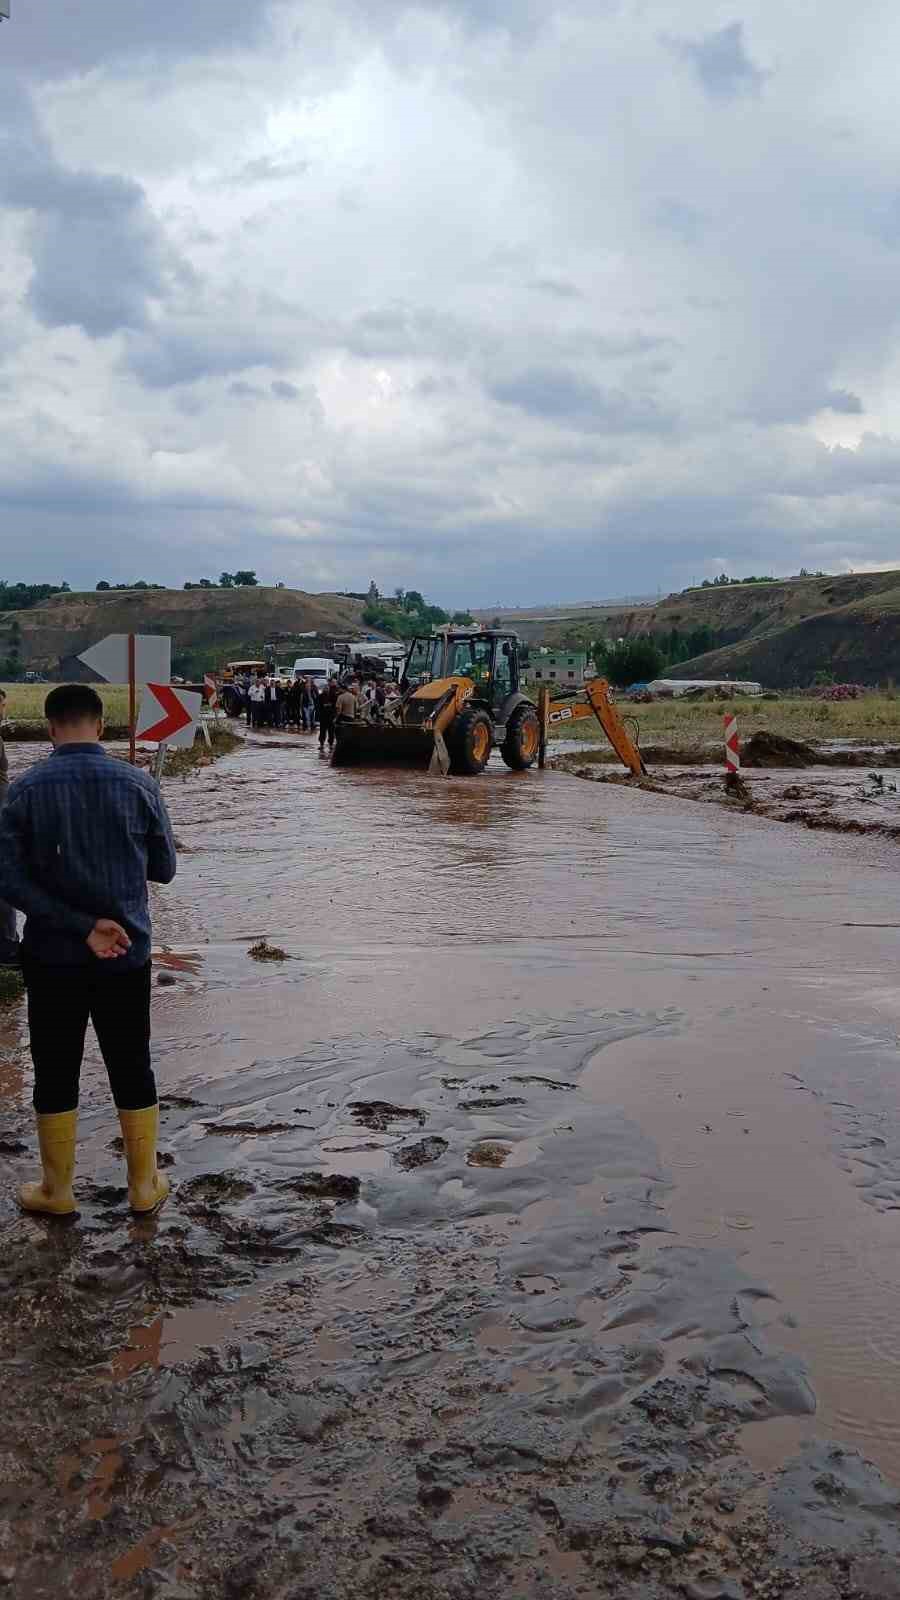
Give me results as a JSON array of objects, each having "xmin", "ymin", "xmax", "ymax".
[{"xmin": 0, "ymin": 684, "xmax": 177, "ymax": 1216}]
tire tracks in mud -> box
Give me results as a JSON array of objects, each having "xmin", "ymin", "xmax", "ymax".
[{"xmin": 2, "ymin": 1008, "xmax": 899, "ymax": 1597}]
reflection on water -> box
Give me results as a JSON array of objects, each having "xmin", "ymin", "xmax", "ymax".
[{"xmin": 162, "ymin": 740, "xmax": 900, "ymax": 961}]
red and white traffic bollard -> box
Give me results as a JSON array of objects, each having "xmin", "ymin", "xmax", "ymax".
[{"xmin": 724, "ymin": 714, "xmax": 740, "ymax": 775}]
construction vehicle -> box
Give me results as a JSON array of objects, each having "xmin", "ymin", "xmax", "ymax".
[{"xmin": 331, "ymin": 629, "xmax": 646, "ymax": 777}]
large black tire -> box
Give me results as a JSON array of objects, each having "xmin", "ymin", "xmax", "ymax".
[
  {"xmin": 448, "ymin": 707, "xmax": 493, "ymax": 775},
  {"xmin": 501, "ymin": 703, "xmax": 542, "ymax": 770}
]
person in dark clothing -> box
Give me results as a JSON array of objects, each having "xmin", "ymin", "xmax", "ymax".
[
  {"xmin": 318, "ymin": 677, "xmax": 339, "ymax": 750},
  {"xmin": 285, "ymin": 676, "xmax": 300, "ymax": 731},
  {"xmin": 0, "ymin": 684, "xmax": 177, "ymax": 1217},
  {"xmin": 0, "ymin": 688, "xmax": 20, "ymax": 968},
  {"xmin": 301, "ymin": 677, "xmax": 316, "ymax": 733}
]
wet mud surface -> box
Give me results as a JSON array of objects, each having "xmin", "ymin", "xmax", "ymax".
[
  {"xmin": 562, "ymin": 757, "xmax": 900, "ymax": 842},
  {"xmin": 3, "ymin": 741, "xmax": 900, "ymax": 1595}
]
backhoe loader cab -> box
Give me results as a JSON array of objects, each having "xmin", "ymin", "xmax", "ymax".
[{"xmin": 396, "ymin": 629, "xmax": 540, "ymax": 773}]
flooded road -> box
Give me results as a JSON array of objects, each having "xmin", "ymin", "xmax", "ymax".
[{"xmin": 3, "ymin": 734, "xmax": 900, "ymax": 1598}]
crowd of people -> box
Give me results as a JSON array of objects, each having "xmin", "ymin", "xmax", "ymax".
[{"xmin": 228, "ymin": 671, "xmax": 399, "ymax": 749}]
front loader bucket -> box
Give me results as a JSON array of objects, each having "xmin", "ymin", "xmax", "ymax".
[{"xmin": 331, "ymin": 722, "xmax": 450, "ymax": 775}]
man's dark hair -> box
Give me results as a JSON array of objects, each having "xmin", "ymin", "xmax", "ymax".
[{"xmin": 45, "ymin": 684, "xmax": 104, "ymax": 725}]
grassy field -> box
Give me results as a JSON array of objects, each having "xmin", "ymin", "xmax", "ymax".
[
  {"xmin": 550, "ymin": 693, "xmax": 900, "ymax": 748},
  {"xmin": 1, "ymin": 684, "xmax": 131, "ymax": 724}
]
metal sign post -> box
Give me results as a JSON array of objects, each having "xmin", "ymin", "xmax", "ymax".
[
  {"xmin": 537, "ymin": 686, "xmax": 550, "ymax": 769},
  {"xmin": 77, "ymin": 635, "xmax": 172, "ymax": 764},
  {"xmin": 128, "ymin": 633, "xmax": 137, "ymax": 765}
]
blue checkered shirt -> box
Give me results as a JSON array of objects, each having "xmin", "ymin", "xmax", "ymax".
[{"xmin": 0, "ymin": 743, "xmax": 177, "ymax": 967}]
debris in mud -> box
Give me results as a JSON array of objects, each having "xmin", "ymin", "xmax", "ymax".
[
  {"xmin": 467, "ymin": 1140, "xmax": 511, "ymax": 1167},
  {"xmin": 156, "ymin": 970, "xmax": 177, "ymax": 986},
  {"xmin": 0, "ymin": 1138, "xmax": 27, "ymax": 1156},
  {"xmin": 279, "ymin": 1171, "xmax": 361, "ymax": 1201},
  {"xmin": 459, "ymin": 1095, "xmax": 528, "ymax": 1111},
  {"xmin": 742, "ymin": 731, "xmax": 817, "ymax": 767},
  {"xmin": 393, "ymin": 1136, "xmax": 449, "ymax": 1170},
  {"xmin": 724, "ymin": 771, "xmax": 752, "ymax": 803},
  {"xmin": 180, "ymin": 1173, "xmax": 257, "ymax": 1205},
  {"xmin": 202, "ymin": 1118, "xmax": 303, "ymax": 1136},
  {"xmin": 349, "ymin": 1100, "xmax": 427, "ymax": 1131},
  {"xmin": 298, "ymin": 1219, "xmax": 367, "ymax": 1247},
  {"xmin": 507, "ymin": 1075, "xmax": 577, "ymax": 1091},
  {"xmin": 0, "ymin": 969, "xmax": 23, "ymax": 1004},
  {"xmin": 159, "ymin": 1094, "xmax": 202, "ymax": 1110},
  {"xmin": 866, "ymin": 771, "xmax": 898, "ymax": 794},
  {"xmin": 248, "ymin": 938, "xmax": 289, "ymax": 961}
]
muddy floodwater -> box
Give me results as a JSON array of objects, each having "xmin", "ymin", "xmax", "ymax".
[{"xmin": 4, "ymin": 734, "xmax": 900, "ymax": 1599}]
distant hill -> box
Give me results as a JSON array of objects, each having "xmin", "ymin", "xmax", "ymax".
[
  {"xmin": 495, "ymin": 571, "xmax": 900, "ymax": 688},
  {"xmin": 0, "ymin": 586, "xmax": 375, "ymax": 680},
  {"xmin": 669, "ymin": 576, "xmax": 900, "ymax": 687}
]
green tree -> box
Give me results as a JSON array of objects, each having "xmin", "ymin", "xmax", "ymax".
[
  {"xmin": 4, "ymin": 620, "xmax": 23, "ymax": 680},
  {"xmin": 595, "ymin": 636, "xmax": 664, "ymax": 687},
  {"xmin": 232, "ymin": 570, "xmax": 258, "ymax": 587},
  {"xmin": 96, "ymin": 580, "xmax": 111, "ymax": 591},
  {"xmin": 0, "ymin": 581, "xmax": 69, "ymax": 612},
  {"xmin": 220, "ymin": 572, "xmax": 235, "ymax": 588}
]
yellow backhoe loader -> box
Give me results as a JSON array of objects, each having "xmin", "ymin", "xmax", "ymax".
[{"xmin": 331, "ymin": 630, "xmax": 646, "ymax": 778}]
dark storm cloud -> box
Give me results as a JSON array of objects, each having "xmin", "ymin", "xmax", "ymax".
[
  {"xmin": 0, "ymin": 87, "xmax": 190, "ymax": 335},
  {"xmin": 230, "ymin": 381, "xmax": 267, "ymax": 401},
  {"xmin": 0, "ymin": 0, "xmax": 273, "ymax": 77},
  {"xmin": 672, "ymin": 22, "xmax": 766, "ymax": 100},
  {"xmin": 489, "ymin": 367, "xmax": 672, "ymax": 434},
  {"xmin": 125, "ymin": 325, "xmax": 291, "ymax": 388},
  {"xmin": 27, "ymin": 189, "xmax": 183, "ymax": 336},
  {"xmin": 826, "ymin": 389, "xmax": 864, "ymax": 416}
]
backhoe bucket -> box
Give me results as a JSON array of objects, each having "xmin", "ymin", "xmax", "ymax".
[{"xmin": 331, "ymin": 722, "xmax": 449, "ymax": 773}]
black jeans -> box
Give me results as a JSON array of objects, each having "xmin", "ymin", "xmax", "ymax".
[
  {"xmin": 318, "ymin": 708, "xmax": 335, "ymax": 746},
  {"xmin": 23, "ymin": 958, "xmax": 156, "ymax": 1115}
]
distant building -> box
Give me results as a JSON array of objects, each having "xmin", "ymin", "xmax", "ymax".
[
  {"xmin": 530, "ymin": 650, "xmax": 589, "ymax": 684},
  {"xmin": 645, "ymin": 678, "xmax": 763, "ymax": 697}
]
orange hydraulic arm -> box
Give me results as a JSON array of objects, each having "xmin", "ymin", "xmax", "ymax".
[{"xmin": 539, "ymin": 678, "xmax": 646, "ymax": 776}]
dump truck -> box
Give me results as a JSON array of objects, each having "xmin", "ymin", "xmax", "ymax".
[{"xmin": 331, "ymin": 629, "xmax": 646, "ymax": 777}]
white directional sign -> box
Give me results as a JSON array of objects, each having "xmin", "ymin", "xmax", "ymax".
[
  {"xmin": 77, "ymin": 634, "xmax": 171, "ymax": 685},
  {"xmin": 136, "ymin": 684, "xmax": 203, "ymax": 748}
]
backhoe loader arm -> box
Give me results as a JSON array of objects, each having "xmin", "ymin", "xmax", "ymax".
[{"xmin": 543, "ymin": 678, "xmax": 646, "ymax": 777}]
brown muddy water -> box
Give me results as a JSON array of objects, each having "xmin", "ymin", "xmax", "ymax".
[{"xmin": 3, "ymin": 734, "xmax": 900, "ymax": 1598}]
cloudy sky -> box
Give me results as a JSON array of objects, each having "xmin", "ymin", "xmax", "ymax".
[{"xmin": 2, "ymin": 1, "xmax": 899, "ymax": 606}]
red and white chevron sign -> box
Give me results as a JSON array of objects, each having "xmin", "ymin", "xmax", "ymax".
[
  {"xmin": 724, "ymin": 714, "xmax": 740, "ymax": 773},
  {"xmin": 136, "ymin": 683, "xmax": 203, "ymax": 747}
]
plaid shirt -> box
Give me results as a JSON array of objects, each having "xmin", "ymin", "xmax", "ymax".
[{"xmin": 0, "ymin": 743, "xmax": 177, "ymax": 967}]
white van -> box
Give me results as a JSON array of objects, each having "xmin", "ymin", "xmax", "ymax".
[{"xmin": 292, "ymin": 656, "xmax": 340, "ymax": 680}]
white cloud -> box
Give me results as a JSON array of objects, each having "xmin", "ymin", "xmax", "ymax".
[{"xmin": 2, "ymin": 0, "xmax": 900, "ymax": 602}]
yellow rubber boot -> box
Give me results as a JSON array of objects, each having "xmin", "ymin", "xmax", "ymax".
[
  {"xmin": 18, "ymin": 1110, "xmax": 78, "ymax": 1216},
  {"xmin": 118, "ymin": 1105, "xmax": 170, "ymax": 1214}
]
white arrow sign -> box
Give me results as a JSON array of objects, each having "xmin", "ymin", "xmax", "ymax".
[
  {"xmin": 77, "ymin": 634, "xmax": 171, "ymax": 685},
  {"xmin": 136, "ymin": 684, "xmax": 203, "ymax": 748}
]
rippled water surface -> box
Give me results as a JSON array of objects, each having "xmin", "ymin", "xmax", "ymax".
[
  {"xmin": 5, "ymin": 732, "xmax": 900, "ymax": 1596},
  {"xmin": 158, "ymin": 738, "xmax": 900, "ymax": 1472}
]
